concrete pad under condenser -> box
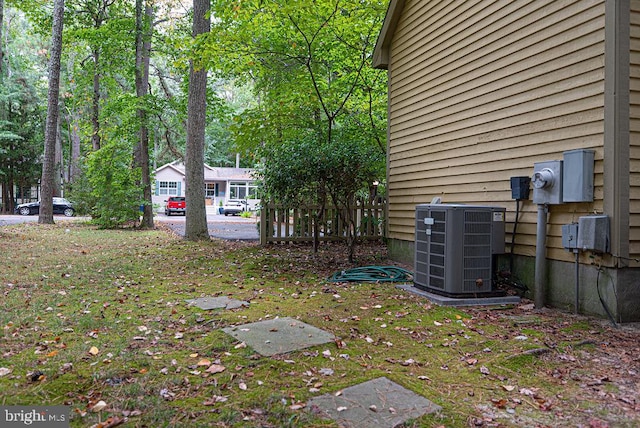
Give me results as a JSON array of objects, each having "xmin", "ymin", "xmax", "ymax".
[
  {"xmin": 397, "ymin": 284, "xmax": 521, "ymax": 307},
  {"xmin": 308, "ymin": 376, "xmax": 441, "ymax": 428},
  {"xmin": 221, "ymin": 317, "xmax": 335, "ymax": 356},
  {"xmin": 185, "ymin": 296, "xmax": 249, "ymax": 310}
]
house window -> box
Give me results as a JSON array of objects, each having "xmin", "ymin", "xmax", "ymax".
[
  {"xmin": 229, "ymin": 181, "xmax": 257, "ymax": 199},
  {"xmin": 205, "ymin": 183, "xmax": 218, "ymax": 197},
  {"xmin": 247, "ymin": 184, "xmax": 258, "ymax": 199},
  {"xmin": 159, "ymin": 181, "xmax": 178, "ymax": 196}
]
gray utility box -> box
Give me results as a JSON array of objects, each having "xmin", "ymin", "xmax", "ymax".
[
  {"xmin": 414, "ymin": 204, "xmax": 505, "ymax": 297},
  {"xmin": 563, "ymin": 149, "xmax": 594, "ymax": 202},
  {"xmin": 561, "ymin": 223, "xmax": 579, "ymax": 249},
  {"xmin": 577, "ymin": 215, "xmax": 609, "ymax": 253}
]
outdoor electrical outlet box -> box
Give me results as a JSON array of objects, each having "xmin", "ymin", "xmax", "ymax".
[
  {"xmin": 577, "ymin": 215, "xmax": 609, "ymax": 253},
  {"xmin": 532, "ymin": 160, "xmax": 563, "ymax": 204},
  {"xmin": 563, "ymin": 149, "xmax": 594, "ymax": 202},
  {"xmin": 510, "ymin": 176, "xmax": 530, "ymax": 200},
  {"xmin": 562, "ymin": 223, "xmax": 579, "ymax": 249}
]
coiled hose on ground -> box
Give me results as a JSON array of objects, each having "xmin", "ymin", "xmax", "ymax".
[{"xmin": 328, "ymin": 266, "xmax": 413, "ymax": 283}]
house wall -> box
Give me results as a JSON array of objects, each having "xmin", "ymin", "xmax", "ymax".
[
  {"xmin": 380, "ymin": 0, "xmax": 640, "ymax": 320},
  {"xmin": 386, "ymin": 0, "xmax": 610, "ymax": 263},
  {"xmin": 630, "ymin": 0, "xmax": 640, "ymax": 260},
  {"xmin": 152, "ymin": 168, "xmax": 185, "ymax": 207}
]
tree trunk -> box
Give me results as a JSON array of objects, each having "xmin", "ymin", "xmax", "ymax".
[
  {"xmin": 55, "ymin": 116, "xmax": 63, "ymax": 196},
  {"xmin": 0, "ymin": 0, "xmax": 4, "ymax": 77},
  {"xmin": 39, "ymin": 0, "xmax": 65, "ymax": 224},
  {"xmin": 67, "ymin": 110, "xmax": 81, "ymax": 183},
  {"xmin": 91, "ymin": 48, "xmax": 101, "ymax": 151},
  {"xmin": 0, "ymin": 0, "xmax": 5, "ymax": 213},
  {"xmin": 135, "ymin": 0, "xmax": 154, "ymax": 229},
  {"xmin": 184, "ymin": 0, "xmax": 210, "ymax": 241}
]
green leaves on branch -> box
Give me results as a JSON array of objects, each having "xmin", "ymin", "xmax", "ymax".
[{"xmin": 85, "ymin": 139, "xmax": 144, "ymax": 228}]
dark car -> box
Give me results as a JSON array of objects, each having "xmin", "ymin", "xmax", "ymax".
[
  {"xmin": 14, "ymin": 197, "xmax": 75, "ymax": 217},
  {"xmin": 222, "ymin": 199, "xmax": 247, "ymax": 216},
  {"xmin": 164, "ymin": 196, "xmax": 186, "ymax": 216}
]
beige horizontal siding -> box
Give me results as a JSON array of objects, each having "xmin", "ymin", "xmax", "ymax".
[
  {"xmin": 630, "ymin": 0, "xmax": 640, "ymax": 265},
  {"xmin": 386, "ymin": 0, "xmax": 607, "ymax": 262}
]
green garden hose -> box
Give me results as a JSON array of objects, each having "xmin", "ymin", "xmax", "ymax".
[{"xmin": 328, "ymin": 266, "xmax": 413, "ymax": 283}]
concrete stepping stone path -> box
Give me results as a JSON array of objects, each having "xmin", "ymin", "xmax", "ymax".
[
  {"xmin": 221, "ymin": 317, "xmax": 335, "ymax": 356},
  {"xmin": 185, "ymin": 296, "xmax": 249, "ymax": 310},
  {"xmin": 307, "ymin": 376, "xmax": 441, "ymax": 427},
  {"xmin": 221, "ymin": 317, "xmax": 441, "ymax": 425}
]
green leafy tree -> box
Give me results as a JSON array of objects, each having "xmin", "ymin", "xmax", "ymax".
[
  {"xmin": 86, "ymin": 138, "xmax": 142, "ymax": 227},
  {"xmin": 0, "ymin": 5, "xmax": 47, "ymax": 213},
  {"xmin": 210, "ymin": 0, "xmax": 388, "ymax": 258}
]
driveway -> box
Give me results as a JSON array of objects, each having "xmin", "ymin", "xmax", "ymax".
[{"xmin": 158, "ymin": 208, "xmax": 259, "ymax": 241}]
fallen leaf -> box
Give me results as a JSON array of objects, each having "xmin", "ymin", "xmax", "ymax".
[
  {"xmin": 0, "ymin": 368, "xmax": 12, "ymax": 377},
  {"xmin": 197, "ymin": 359, "xmax": 211, "ymax": 366},
  {"xmin": 205, "ymin": 364, "xmax": 226, "ymax": 374},
  {"xmin": 434, "ymin": 321, "xmax": 443, "ymax": 326},
  {"xmin": 492, "ymin": 398, "xmax": 508, "ymax": 409},
  {"xmin": 203, "ymin": 395, "xmax": 228, "ymax": 405},
  {"xmin": 502, "ymin": 385, "xmax": 516, "ymax": 392},
  {"xmin": 91, "ymin": 400, "xmax": 107, "ymax": 412},
  {"xmin": 160, "ymin": 388, "xmax": 175, "ymax": 400},
  {"xmin": 238, "ymin": 382, "xmax": 247, "ymax": 390},
  {"xmin": 88, "ymin": 346, "xmax": 99, "ymax": 356}
]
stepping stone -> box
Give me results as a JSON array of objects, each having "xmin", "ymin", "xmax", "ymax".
[
  {"xmin": 308, "ymin": 377, "xmax": 441, "ymax": 428},
  {"xmin": 186, "ymin": 296, "xmax": 249, "ymax": 310},
  {"xmin": 221, "ymin": 317, "xmax": 335, "ymax": 356}
]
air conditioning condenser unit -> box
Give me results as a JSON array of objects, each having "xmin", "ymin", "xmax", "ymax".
[{"xmin": 414, "ymin": 204, "xmax": 505, "ymax": 297}]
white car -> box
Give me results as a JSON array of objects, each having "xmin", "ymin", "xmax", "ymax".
[{"xmin": 222, "ymin": 200, "xmax": 247, "ymax": 216}]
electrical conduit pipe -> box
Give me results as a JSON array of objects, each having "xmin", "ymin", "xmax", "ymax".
[{"xmin": 534, "ymin": 204, "xmax": 548, "ymax": 308}]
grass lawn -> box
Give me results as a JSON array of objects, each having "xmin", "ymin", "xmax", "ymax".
[{"xmin": 0, "ymin": 222, "xmax": 638, "ymax": 427}]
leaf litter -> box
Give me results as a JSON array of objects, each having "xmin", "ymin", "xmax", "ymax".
[{"xmin": 0, "ymin": 224, "xmax": 638, "ymax": 427}]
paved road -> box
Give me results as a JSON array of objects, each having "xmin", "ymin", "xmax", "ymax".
[
  {"xmin": 0, "ymin": 208, "xmax": 260, "ymax": 241},
  {"xmin": 160, "ymin": 211, "xmax": 260, "ymax": 241}
]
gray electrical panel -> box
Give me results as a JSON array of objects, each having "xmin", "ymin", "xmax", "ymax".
[
  {"xmin": 577, "ymin": 215, "xmax": 609, "ymax": 253},
  {"xmin": 563, "ymin": 149, "xmax": 594, "ymax": 202},
  {"xmin": 414, "ymin": 204, "xmax": 505, "ymax": 296}
]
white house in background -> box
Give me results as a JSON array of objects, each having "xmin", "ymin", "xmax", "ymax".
[{"xmin": 153, "ymin": 161, "xmax": 259, "ymax": 210}]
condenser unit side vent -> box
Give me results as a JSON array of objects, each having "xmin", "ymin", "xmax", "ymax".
[{"xmin": 414, "ymin": 204, "xmax": 505, "ymax": 297}]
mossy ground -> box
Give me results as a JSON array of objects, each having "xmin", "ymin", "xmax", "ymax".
[{"xmin": 0, "ymin": 222, "xmax": 638, "ymax": 427}]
